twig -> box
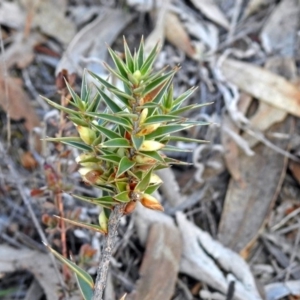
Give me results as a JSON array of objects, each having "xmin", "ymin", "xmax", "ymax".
[{"xmin": 93, "ymin": 203, "xmax": 126, "ymax": 300}]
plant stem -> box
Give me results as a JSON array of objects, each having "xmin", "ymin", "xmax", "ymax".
[{"xmin": 93, "ymin": 203, "xmax": 126, "ymax": 300}]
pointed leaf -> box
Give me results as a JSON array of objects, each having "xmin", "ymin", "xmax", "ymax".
[
  {"xmin": 81, "ymin": 70, "xmax": 89, "ymax": 102},
  {"xmin": 136, "ymin": 36, "xmax": 144, "ymax": 69},
  {"xmin": 163, "ymin": 145, "xmax": 193, "ymax": 152},
  {"xmin": 95, "ymin": 85, "xmax": 122, "ymax": 113},
  {"xmin": 173, "ymin": 87, "xmax": 198, "ymax": 107},
  {"xmin": 107, "ymin": 47, "xmax": 130, "ymax": 78},
  {"xmin": 140, "ymin": 42, "xmax": 160, "ymax": 75},
  {"xmin": 68, "ymin": 116, "xmax": 89, "ymax": 126},
  {"xmin": 44, "ymin": 136, "xmax": 82, "ymax": 143},
  {"xmin": 103, "ymin": 62, "xmax": 131, "ymax": 85},
  {"xmin": 62, "ymin": 141, "xmax": 93, "ymax": 151},
  {"xmin": 116, "ymin": 157, "xmax": 136, "ymax": 177},
  {"xmin": 85, "ymin": 112, "xmax": 132, "ymax": 129},
  {"xmin": 53, "ymin": 216, "xmax": 106, "ymax": 233},
  {"xmin": 135, "ymin": 167, "xmax": 153, "ymax": 192},
  {"xmin": 170, "ymin": 103, "xmax": 212, "ymax": 116},
  {"xmin": 86, "ymin": 93, "xmax": 102, "ymax": 112},
  {"xmin": 99, "ymin": 154, "xmax": 122, "ymax": 164},
  {"xmin": 114, "ymin": 190, "xmax": 130, "ymax": 202},
  {"xmin": 161, "ymin": 136, "xmax": 209, "ymax": 143},
  {"xmin": 72, "ymin": 194, "xmax": 116, "ymax": 207},
  {"xmin": 145, "ymin": 124, "xmax": 192, "ymax": 139},
  {"xmin": 76, "ymin": 274, "xmax": 94, "ymax": 300},
  {"xmin": 65, "ymin": 80, "xmax": 85, "ymax": 110},
  {"xmin": 41, "ymin": 96, "xmax": 79, "ymax": 115},
  {"xmin": 45, "ymin": 245, "xmax": 94, "ymax": 288},
  {"xmin": 88, "ymin": 71, "xmax": 129, "ymax": 106},
  {"xmin": 131, "ymin": 135, "xmax": 144, "ymax": 150},
  {"xmin": 91, "ymin": 123, "xmax": 122, "ymax": 139},
  {"xmin": 101, "ymin": 138, "xmax": 130, "ymax": 148},
  {"xmin": 145, "ymin": 183, "xmax": 162, "ymax": 194},
  {"xmin": 144, "ymin": 115, "xmax": 180, "ymax": 124},
  {"xmin": 123, "ymin": 37, "xmax": 134, "ymax": 72},
  {"xmin": 137, "ymin": 151, "xmax": 165, "ymax": 163},
  {"xmin": 116, "ymin": 181, "xmax": 127, "ymax": 192}
]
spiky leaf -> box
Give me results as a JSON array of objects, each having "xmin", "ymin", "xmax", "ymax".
[{"xmin": 116, "ymin": 157, "xmax": 136, "ymax": 177}]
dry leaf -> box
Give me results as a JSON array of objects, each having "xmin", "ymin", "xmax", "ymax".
[
  {"xmin": 221, "ymin": 93, "xmax": 252, "ymax": 182},
  {"xmin": 221, "ymin": 58, "xmax": 300, "ymax": 117},
  {"xmin": 0, "ymin": 76, "xmax": 40, "ymax": 131},
  {"xmin": 260, "ymin": 0, "xmax": 299, "ymax": 56},
  {"xmin": 56, "ymin": 9, "xmax": 134, "ymax": 75},
  {"xmin": 190, "ymin": 0, "xmax": 230, "ymax": 29},
  {"xmin": 20, "ymin": 151, "xmax": 38, "ymax": 169},
  {"xmin": 218, "ymin": 117, "xmax": 293, "ymax": 254},
  {"xmin": 164, "ymin": 12, "xmax": 196, "ymax": 59}
]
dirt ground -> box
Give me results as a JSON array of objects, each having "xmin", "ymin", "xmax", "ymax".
[{"xmin": 0, "ymin": 0, "xmax": 300, "ymax": 299}]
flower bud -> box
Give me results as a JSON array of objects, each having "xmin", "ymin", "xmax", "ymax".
[
  {"xmin": 150, "ymin": 173, "xmax": 162, "ymax": 184},
  {"xmin": 138, "ymin": 108, "xmax": 148, "ymax": 126},
  {"xmin": 128, "ymin": 72, "xmax": 139, "ymax": 85},
  {"xmin": 133, "ymin": 70, "xmax": 142, "ymax": 81},
  {"xmin": 77, "ymin": 126, "xmax": 96, "ymax": 145},
  {"xmin": 98, "ymin": 210, "xmax": 108, "ymax": 233},
  {"xmin": 124, "ymin": 200, "xmax": 137, "ymax": 215},
  {"xmin": 136, "ymin": 123, "xmax": 160, "ymax": 136},
  {"xmin": 140, "ymin": 194, "xmax": 164, "ymax": 211},
  {"xmin": 140, "ymin": 140, "xmax": 165, "ymax": 151},
  {"xmin": 78, "ymin": 168, "xmax": 104, "ymax": 185}
]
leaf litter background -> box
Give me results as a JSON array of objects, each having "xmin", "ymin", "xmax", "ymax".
[{"xmin": 0, "ymin": 0, "xmax": 300, "ymax": 299}]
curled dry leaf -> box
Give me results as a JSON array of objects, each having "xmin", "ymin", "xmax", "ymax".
[
  {"xmin": 220, "ymin": 58, "xmax": 300, "ymax": 117},
  {"xmin": 0, "ymin": 76, "xmax": 40, "ymax": 131}
]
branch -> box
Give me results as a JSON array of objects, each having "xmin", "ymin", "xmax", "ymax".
[{"xmin": 93, "ymin": 203, "xmax": 126, "ymax": 300}]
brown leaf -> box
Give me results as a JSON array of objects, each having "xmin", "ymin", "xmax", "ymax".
[
  {"xmin": 221, "ymin": 58, "xmax": 300, "ymax": 117},
  {"xmin": 164, "ymin": 12, "xmax": 196, "ymax": 59},
  {"xmin": 0, "ymin": 76, "xmax": 40, "ymax": 131},
  {"xmin": 127, "ymin": 222, "xmax": 182, "ymax": 300},
  {"xmin": 221, "ymin": 93, "xmax": 252, "ymax": 182},
  {"xmin": 20, "ymin": 151, "xmax": 38, "ymax": 170},
  {"xmin": 218, "ymin": 117, "xmax": 293, "ymax": 255}
]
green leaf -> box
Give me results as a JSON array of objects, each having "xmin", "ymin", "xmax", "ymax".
[
  {"xmin": 173, "ymin": 87, "xmax": 198, "ymax": 107},
  {"xmin": 65, "ymin": 80, "xmax": 85, "ymax": 110},
  {"xmin": 62, "ymin": 141, "xmax": 93, "ymax": 152},
  {"xmin": 137, "ymin": 151, "xmax": 165, "ymax": 163},
  {"xmin": 99, "ymin": 154, "xmax": 122, "ymax": 164},
  {"xmin": 91, "ymin": 123, "xmax": 122, "ymax": 139},
  {"xmin": 144, "ymin": 115, "xmax": 180, "ymax": 124},
  {"xmin": 45, "ymin": 245, "xmax": 94, "ymax": 288},
  {"xmin": 86, "ymin": 93, "xmax": 102, "ymax": 112},
  {"xmin": 53, "ymin": 215, "xmax": 106, "ymax": 233},
  {"xmin": 131, "ymin": 135, "xmax": 144, "ymax": 150},
  {"xmin": 107, "ymin": 46, "xmax": 130, "ymax": 78},
  {"xmin": 81, "ymin": 69, "xmax": 89, "ymax": 102},
  {"xmin": 101, "ymin": 138, "xmax": 130, "ymax": 148},
  {"xmin": 114, "ymin": 191, "xmax": 130, "ymax": 202},
  {"xmin": 76, "ymin": 274, "xmax": 94, "ymax": 300},
  {"xmin": 72, "ymin": 194, "xmax": 117, "ymax": 207},
  {"xmin": 108, "ymin": 87, "xmax": 135, "ymax": 102},
  {"xmin": 44, "ymin": 136, "xmax": 82, "ymax": 143},
  {"xmin": 163, "ymin": 145, "xmax": 193, "ymax": 152},
  {"xmin": 164, "ymin": 157, "xmax": 192, "ymax": 165},
  {"xmin": 170, "ymin": 103, "xmax": 212, "ymax": 116},
  {"xmin": 41, "ymin": 96, "xmax": 79, "ymax": 115},
  {"xmin": 88, "ymin": 71, "xmax": 129, "ymax": 106},
  {"xmin": 136, "ymin": 36, "xmax": 144, "ymax": 69},
  {"xmin": 145, "ymin": 183, "xmax": 161, "ymax": 194},
  {"xmin": 68, "ymin": 116, "xmax": 89, "ymax": 126},
  {"xmin": 123, "ymin": 37, "xmax": 134, "ymax": 72},
  {"xmin": 85, "ymin": 112, "xmax": 132, "ymax": 129},
  {"xmin": 161, "ymin": 136, "xmax": 209, "ymax": 143},
  {"xmin": 103, "ymin": 62, "xmax": 131, "ymax": 85},
  {"xmin": 143, "ymin": 70, "xmax": 175, "ymax": 97},
  {"xmin": 145, "ymin": 124, "xmax": 192, "ymax": 139},
  {"xmin": 116, "ymin": 156, "xmax": 135, "ymax": 177},
  {"xmin": 140, "ymin": 42, "xmax": 160, "ymax": 75},
  {"xmin": 135, "ymin": 167, "xmax": 153, "ymax": 192},
  {"xmin": 95, "ymin": 85, "xmax": 122, "ymax": 113},
  {"xmin": 116, "ymin": 181, "xmax": 127, "ymax": 192}
]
